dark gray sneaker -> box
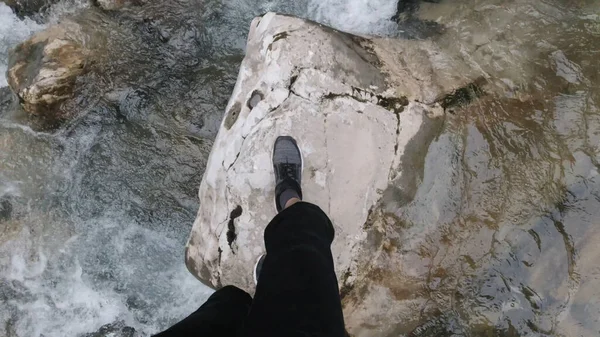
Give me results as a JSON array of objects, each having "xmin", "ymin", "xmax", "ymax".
[{"xmin": 273, "ymin": 136, "xmax": 303, "ymax": 212}]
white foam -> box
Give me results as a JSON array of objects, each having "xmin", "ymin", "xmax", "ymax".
[
  {"xmin": 8, "ymin": 256, "xmax": 129, "ymax": 337},
  {"xmin": 0, "ymin": 3, "xmax": 44, "ymax": 87},
  {"xmin": 307, "ymin": 0, "xmax": 398, "ymax": 35},
  {"xmin": 1, "ymin": 217, "xmax": 211, "ymax": 337},
  {"xmin": 0, "ymin": 179, "xmax": 21, "ymax": 198}
]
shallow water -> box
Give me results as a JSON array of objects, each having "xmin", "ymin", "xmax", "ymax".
[
  {"xmin": 1, "ymin": 0, "xmax": 599, "ymax": 336},
  {"xmin": 377, "ymin": 1, "xmax": 600, "ymax": 335}
]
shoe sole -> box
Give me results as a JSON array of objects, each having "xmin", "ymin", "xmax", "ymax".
[
  {"xmin": 272, "ymin": 136, "xmax": 303, "ymax": 213},
  {"xmin": 253, "ymin": 254, "xmax": 265, "ymax": 286}
]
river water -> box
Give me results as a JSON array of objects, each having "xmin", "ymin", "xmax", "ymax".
[{"xmin": 0, "ymin": 0, "xmax": 599, "ymax": 336}]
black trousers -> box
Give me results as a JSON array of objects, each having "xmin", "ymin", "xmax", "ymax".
[{"xmin": 154, "ymin": 202, "xmax": 346, "ymax": 337}]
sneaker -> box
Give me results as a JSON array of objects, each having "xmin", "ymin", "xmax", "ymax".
[
  {"xmin": 273, "ymin": 136, "xmax": 303, "ymax": 212},
  {"xmin": 253, "ymin": 254, "xmax": 265, "ymax": 285}
]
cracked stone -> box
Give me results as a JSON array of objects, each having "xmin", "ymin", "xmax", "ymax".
[{"xmin": 185, "ymin": 13, "xmax": 469, "ymax": 337}]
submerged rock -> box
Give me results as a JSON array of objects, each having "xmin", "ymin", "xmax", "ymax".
[
  {"xmin": 185, "ymin": 13, "xmax": 488, "ymax": 337},
  {"xmin": 7, "ymin": 21, "xmax": 88, "ymax": 130}
]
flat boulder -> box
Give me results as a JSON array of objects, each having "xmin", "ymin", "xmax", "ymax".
[
  {"xmin": 185, "ymin": 13, "xmax": 489, "ymax": 336},
  {"xmin": 7, "ymin": 21, "xmax": 88, "ymax": 130}
]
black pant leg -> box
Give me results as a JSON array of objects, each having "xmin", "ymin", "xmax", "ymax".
[
  {"xmin": 242, "ymin": 202, "xmax": 346, "ymax": 337},
  {"xmin": 153, "ymin": 285, "xmax": 252, "ymax": 337}
]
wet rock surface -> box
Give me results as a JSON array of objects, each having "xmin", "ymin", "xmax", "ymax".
[
  {"xmin": 5, "ymin": 0, "xmax": 225, "ymax": 134},
  {"xmin": 7, "ymin": 21, "xmax": 88, "ymax": 130}
]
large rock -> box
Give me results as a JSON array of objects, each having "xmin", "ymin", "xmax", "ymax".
[
  {"xmin": 185, "ymin": 13, "xmax": 489, "ymax": 336},
  {"xmin": 7, "ymin": 21, "xmax": 88, "ymax": 130}
]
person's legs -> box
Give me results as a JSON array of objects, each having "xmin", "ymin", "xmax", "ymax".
[
  {"xmin": 242, "ymin": 136, "xmax": 345, "ymax": 337},
  {"xmin": 242, "ymin": 202, "xmax": 345, "ymax": 337},
  {"xmin": 153, "ymin": 285, "xmax": 252, "ymax": 337}
]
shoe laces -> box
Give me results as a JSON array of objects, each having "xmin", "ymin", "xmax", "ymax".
[{"xmin": 281, "ymin": 161, "xmax": 297, "ymax": 179}]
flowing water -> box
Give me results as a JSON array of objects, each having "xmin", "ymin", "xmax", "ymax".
[{"xmin": 0, "ymin": 0, "xmax": 599, "ymax": 336}]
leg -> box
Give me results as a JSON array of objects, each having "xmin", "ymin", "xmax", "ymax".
[
  {"xmin": 153, "ymin": 285, "xmax": 252, "ymax": 337},
  {"xmin": 242, "ymin": 202, "xmax": 346, "ymax": 337}
]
